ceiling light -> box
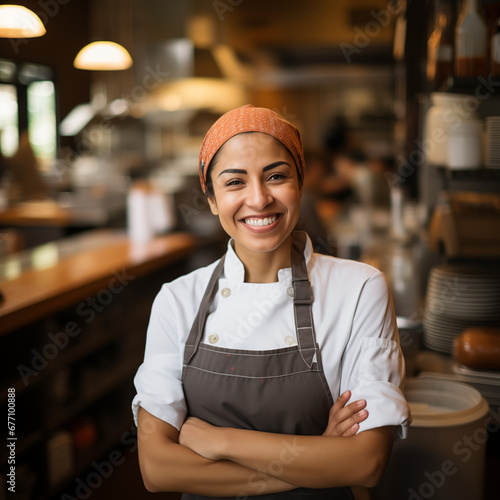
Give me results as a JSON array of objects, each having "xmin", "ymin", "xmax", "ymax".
[
  {"xmin": 73, "ymin": 41, "xmax": 133, "ymax": 71},
  {"xmin": 150, "ymin": 78, "xmax": 247, "ymax": 114},
  {"xmin": 0, "ymin": 5, "xmax": 46, "ymax": 38}
]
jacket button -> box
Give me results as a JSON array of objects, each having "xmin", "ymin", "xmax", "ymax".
[
  {"xmin": 221, "ymin": 288, "xmax": 231, "ymax": 298},
  {"xmin": 287, "ymin": 287, "xmax": 294, "ymax": 297},
  {"xmin": 208, "ymin": 333, "xmax": 219, "ymax": 344},
  {"xmin": 285, "ymin": 335, "xmax": 296, "ymax": 346}
]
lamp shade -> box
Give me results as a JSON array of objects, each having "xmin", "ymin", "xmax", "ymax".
[
  {"xmin": 0, "ymin": 5, "xmax": 46, "ymax": 38},
  {"xmin": 74, "ymin": 41, "xmax": 133, "ymax": 71}
]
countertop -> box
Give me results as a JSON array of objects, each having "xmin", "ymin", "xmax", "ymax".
[
  {"xmin": 0, "ymin": 199, "xmax": 71, "ymax": 226},
  {"xmin": 0, "ymin": 230, "xmax": 197, "ymax": 336}
]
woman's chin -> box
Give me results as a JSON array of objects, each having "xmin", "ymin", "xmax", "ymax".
[{"xmin": 233, "ymin": 229, "xmax": 294, "ymax": 256}]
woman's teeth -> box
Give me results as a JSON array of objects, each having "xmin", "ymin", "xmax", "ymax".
[{"xmin": 244, "ymin": 215, "xmax": 278, "ymax": 227}]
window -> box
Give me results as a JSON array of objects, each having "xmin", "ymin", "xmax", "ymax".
[
  {"xmin": 27, "ymin": 80, "xmax": 56, "ymax": 167},
  {"xmin": 0, "ymin": 59, "xmax": 57, "ymax": 171},
  {"xmin": 0, "ymin": 83, "xmax": 18, "ymax": 156}
]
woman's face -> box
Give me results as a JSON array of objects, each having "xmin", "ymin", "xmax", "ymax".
[{"xmin": 207, "ymin": 132, "xmax": 302, "ymax": 257}]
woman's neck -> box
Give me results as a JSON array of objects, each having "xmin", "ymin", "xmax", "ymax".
[{"xmin": 234, "ymin": 236, "xmax": 293, "ymax": 283}]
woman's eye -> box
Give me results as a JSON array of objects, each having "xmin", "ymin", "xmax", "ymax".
[
  {"xmin": 268, "ymin": 173, "xmax": 285, "ymax": 181},
  {"xmin": 226, "ymin": 179, "xmax": 243, "ymax": 187}
]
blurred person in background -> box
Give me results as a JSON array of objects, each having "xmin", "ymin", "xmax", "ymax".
[{"xmin": 296, "ymin": 149, "xmax": 335, "ymax": 255}]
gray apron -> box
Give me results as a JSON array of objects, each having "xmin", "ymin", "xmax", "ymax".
[{"xmin": 181, "ymin": 232, "xmax": 354, "ymax": 499}]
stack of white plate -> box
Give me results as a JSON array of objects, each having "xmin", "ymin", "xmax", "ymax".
[
  {"xmin": 453, "ymin": 363, "xmax": 500, "ymax": 410},
  {"xmin": 423, "ymin": 265, "xmax": 500, "ymax": 354},
  {"xmin": 486, "ymin": 116, "xmax": 500, "ymax": 168}
]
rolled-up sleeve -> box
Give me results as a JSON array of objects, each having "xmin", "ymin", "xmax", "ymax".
[
  {"xmin": 131, "ymin": 285, "xmax": 187, "ymax": 430},
  {"xmin": 340, "ymin": 271, "xmax": 412, "ymax": 439}
]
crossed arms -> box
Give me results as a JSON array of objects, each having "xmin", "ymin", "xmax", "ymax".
[{"xmin": 137, "ymin": 390, "xmax": 395, "ymax": 496}]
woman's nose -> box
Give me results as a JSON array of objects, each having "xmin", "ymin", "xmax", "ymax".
[{"xmin": 247, "ymin": 181, "xmax": 272, "ymax": 209}]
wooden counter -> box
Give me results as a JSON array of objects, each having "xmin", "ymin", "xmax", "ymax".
[
  {"xmin": 0, "ymin": 230, "xmax": 197, "ymax": 336},
  {"xmin": 0, "ymin": 200, "xmax": 71, "ymax": 226},
  {"xmin": 0, "ymin": 230, "xmax": 198, "ymax": 497}
]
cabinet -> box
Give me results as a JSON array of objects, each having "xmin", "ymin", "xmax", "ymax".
[{"xmin": 0, "ymin": 231, "xmax": 197, "ymax": 499}]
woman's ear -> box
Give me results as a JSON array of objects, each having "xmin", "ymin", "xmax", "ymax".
[{"xmin": 207, "ymin": 196, "xmax": 218, "ymax": 215}]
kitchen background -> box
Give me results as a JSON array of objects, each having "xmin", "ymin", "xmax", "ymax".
[{"xmin": 1, "ymin": 0, "xmax": 500, "ymax": 499}]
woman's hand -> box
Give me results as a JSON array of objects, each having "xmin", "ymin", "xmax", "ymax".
[
  {"xmin": 179, "ymin": 417, "xmax": 225, "ymax": 461},
  {"xmin": 323, "ymin": 390, "xmax": 368, "ymax": 437},
  {"xmin": 179, "ymin": 391, "xmax": 367, "ymax": 463}
]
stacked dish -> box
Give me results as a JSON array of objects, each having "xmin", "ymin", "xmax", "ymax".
[
  {"xmin": 423, "ymin": 265, "xmax": 500, "ymax": 354},
  {"xmin": 453, "ymin": 363, "xmax": 500, "ymax": 411},
  {"xmin": 486, "ymin": 116, "xmax": 500, "ymax": 168}
]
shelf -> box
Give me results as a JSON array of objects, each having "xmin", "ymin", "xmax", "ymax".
[
  {"xmin": 47, "ymin": 355, "xmax": 141, "ymax": 430},
  {"xmin": 48, "ymin": 415, "xmax": 135, "ymax": 499},
  {"xmin": 0, "ymin": 326, "xmax": 127, "ymax": 403},
  {"xmin": 430, "ymin": 165, "xmax": 500, "ymax": 179},
  {"xmin": 429, "ymin": 165, "xmax": 500, "ymax": 194},
  {"xmin": 444, "ymin": 75, "xmax": 500, "ymax": 97},
  {"xmin": 0, "ymin": 430, "xmax": 45, "ymax": 468},
  {"xmin": 0, "ymin": 355, "xmax": 139, "ymax": 467}
]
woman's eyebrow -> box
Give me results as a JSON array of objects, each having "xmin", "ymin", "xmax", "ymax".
[
  {"xmin": 218, "ymin": 161, "xmax": 291, "ymax": 178},
  {"xmin": 218, "ymin": 168, "xmax": 246, "ymax": 178},
  {"xmin": 263, "ymin": 161, "xmax": 291, "ymax": 172}
]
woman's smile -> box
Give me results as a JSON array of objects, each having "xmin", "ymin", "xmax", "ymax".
[{"xmin": 240, "ymin": 213, "xmax": 280, "ymax": 229}]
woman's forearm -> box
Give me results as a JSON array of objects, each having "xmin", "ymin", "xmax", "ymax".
[
  {"xmin": 216, "ymin": 426, "xmax": 395, "ymax": 489},
  {"xmin": 137, "ymin": 408, "xmax": 296, "ymax": 496},
  {"xmin": 141, "ymin": 439, "xmax": 298, "ymax": 496}
]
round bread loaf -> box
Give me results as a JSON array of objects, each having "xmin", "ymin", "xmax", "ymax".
[{"xmin": 453, "ymin": 327, "xmax": 500, "ymax": 370}]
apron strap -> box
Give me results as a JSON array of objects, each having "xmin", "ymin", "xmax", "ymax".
[
  {"xmin": 292, "ymin": 232, "xmax": 317, "ymax": 368},
  {"xmin": 184, "ymin": 255, "xmax": 225, "ymax": 365}
]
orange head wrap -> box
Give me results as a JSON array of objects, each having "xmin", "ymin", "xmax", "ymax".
[{"xmin": 199, "ymin": 104, "xmax": 305, "ymax": 194}]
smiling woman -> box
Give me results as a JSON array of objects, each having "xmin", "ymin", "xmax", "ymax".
[
  {"xmin": 132, "ymin": 105, "xmax": 411, "ymax": 499},
  {"xmin": 206, "ymin": 132, "xmax": 302, "ymax": 281}
]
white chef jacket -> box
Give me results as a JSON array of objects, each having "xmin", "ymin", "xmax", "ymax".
[{"xmin": 132, "ymin": 234, "xmax": 411, "ymax": 439}]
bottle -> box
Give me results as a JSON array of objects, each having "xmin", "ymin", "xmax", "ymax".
[
  {"xmin": 127, "ymin": 181, "xmax": 154, "ymax": 244},
  {"xmin": 455, "ymin": 0, "xmax": 487, "ymax": 78},
  {"xmin": 427, "ymin": 0, "xmax": 453, "ymax": 89},
  {"xmin": 492, "ymin": 18, "xmax": 500, "ymax": 76}
]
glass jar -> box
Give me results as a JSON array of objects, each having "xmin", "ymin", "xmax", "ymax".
[{"xmin": 424, "ymin": 92, "xmax": 479, "ymax": 166}]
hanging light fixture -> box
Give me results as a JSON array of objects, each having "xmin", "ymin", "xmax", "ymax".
[
  {"xmin": 0, "ymin": 5, "xmax": 46, "ymax": 38},
  {"xmin": 73, "ymin": 41, "xmax": 133, "ymax": 71}
]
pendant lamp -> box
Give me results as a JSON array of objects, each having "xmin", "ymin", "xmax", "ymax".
[
  {"xmin": 73, "ymin": 41, "xmax": 133, "ymax": 71},
  {"xmin": 0, "ymin": 5, "xmax": 46, "ymax": 38}
]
